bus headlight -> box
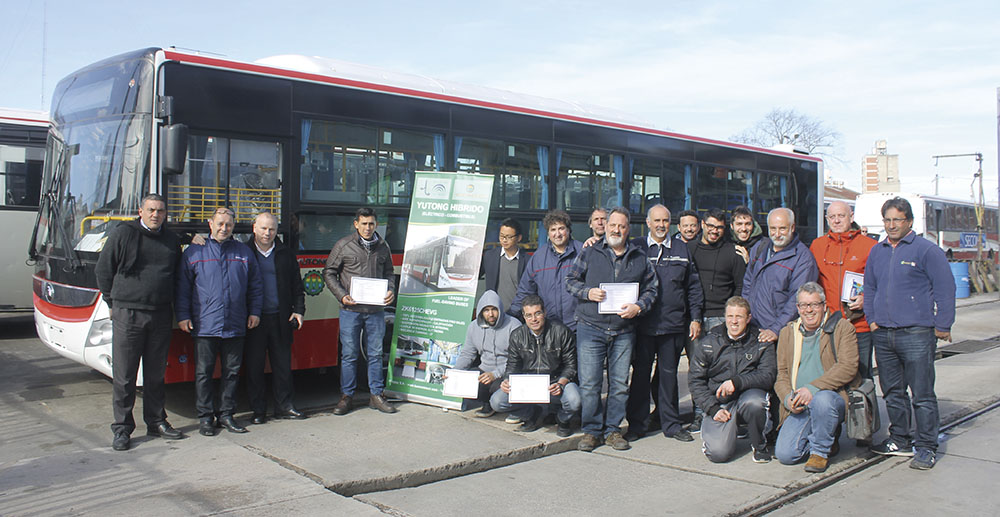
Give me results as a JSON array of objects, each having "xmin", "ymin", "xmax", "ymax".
[{"xmin": 87, "ymin": 318, "xmax": 113, "ymax": 347}]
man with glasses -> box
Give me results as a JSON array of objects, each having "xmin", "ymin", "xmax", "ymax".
[
  {"xmin": 177, "ymin": 207, "xmax": 263, "ymax": 436},
  {"xmin": 864, "ymin": 197, "xmax": 955, "ymax": 470},
  {"xmin": 810, "ymin": 201, "xmax": 877, "ymax": 382},
  {"xmin": 566, "ymin": 207, "xmax": 658, "ymax": 452},
  {"xmin": 774, "ymin": 282, "xmax": 860, "ymax": 473},
  {"xmin": 481, "ymin": 218, "xmax": 528, "ymax": 316}
]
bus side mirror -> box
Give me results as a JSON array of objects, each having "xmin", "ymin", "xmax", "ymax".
[{"xmin": 160, "ymin": 124, "xmax": 188, "ymax": 175}]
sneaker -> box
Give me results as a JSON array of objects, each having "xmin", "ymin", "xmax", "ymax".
[
  {"xmin": 689, "ymin": 415, "xmax": 703, "ymax": 434},
  {"xmin": 870, "ymin": 439, "xmax": 914, "ymax": 457},
  {"xmin": 605, "ymin": 431, "xmax": 631, "ymax": 451},
  {"xmin": 556, "ymin": 420, "xmax": 573, "ymax": 438},
  {"xmin": 516, "ymin": 418, "xmax": 542, "ymax": 432},
  {"xmin": 804, "ymin": 454, "xmax": 829, "ymax": 473},
  {"xmin": 505, "ymin": 414, "xmax": 522, "ymax": 424},
  {"xmin": 112, "ymin": 431, "xmax": 130, "ymax": 451},
  {"xmin": 474, "ymin": 403, "xmax": 495, "ymax": 418},
  {"xmin": 578, "ymin": 433, "xmax": 601, "ymax": 452},
  {"xmin": 751, "ymin": 444, "xmax": 771, "ymax": 463},
  {"xmin": 736, "ymin": 425, "xmax": 748, "ymax": 439},
  {"xmin": 623, "ymin": 430, "xmax": 643, "ymax": 442},
  {"xmin": 909, "ymin": 448, "xmax": 937, "ymax": 470}
]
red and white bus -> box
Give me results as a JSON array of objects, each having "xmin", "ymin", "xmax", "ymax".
[
  {"xmin": 855, "ymin": 191, "xmax": 999, "ymax": 261},
  {"xmin": 1, "ymin": 108, "xmax": 48, "ymax": 314},
  {"xmin": 30, "ymin": 47, "xmax": 824, "ymax": 383}
]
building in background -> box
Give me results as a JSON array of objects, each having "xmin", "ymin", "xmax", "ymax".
[{"xmin": 862, "ymin": 140, "xmax": 900, "ymax": 193}]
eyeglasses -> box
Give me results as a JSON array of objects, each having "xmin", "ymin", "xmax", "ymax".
[
  {"xmin": 498, "ymin": 234, "xmax": 519, "ymax": 241},
  {"xmin": 704, "ymin": 223, "xmax": 726, "ymax": 231},
  {"xmin": 523, "ymin": 311, "xmax": 544, "ymax": 320},
  {"xmin": 882, "ymin": 218, "xmax": 907, "ymax": 225},
  {"xmin": 796, "ymin": 302, "xmax": 825, "ymax": 310}
]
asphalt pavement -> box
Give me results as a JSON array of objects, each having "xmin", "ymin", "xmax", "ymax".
[{"xmin": 1, "ymin": 293, "xmax": 999, "ymax": 516}]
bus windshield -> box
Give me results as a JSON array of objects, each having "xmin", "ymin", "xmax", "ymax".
[{"xmin": 32, "ymin": 53, "xmax": 154, "ymax": 265}]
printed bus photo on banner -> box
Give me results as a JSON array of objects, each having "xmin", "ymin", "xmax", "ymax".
[{"xmin": 386, "ymin": 171, "xmax": 494, "ymax": 408}]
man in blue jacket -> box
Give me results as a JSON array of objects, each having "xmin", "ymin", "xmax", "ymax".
[
  {"xmin": 624, "ymin": 204, "xmax": 704, "ymax": 443},
  {"xmin": 743, "ymin": 208, "xmax": 819, "ymax": 343},
  {"xmin": 510, "ymin": 210, "xmax": 583, "ymax": 331},
  {"xmin": 864, "ymin": 197, "xmax": 955, "ymax": 470},
  {"xmin": 566, "ymin": 207, "xmax": 658, "ymax": 452},
  {"xmin": 177, "ymin": 207, "xmax": 263, "ymax": 436}
]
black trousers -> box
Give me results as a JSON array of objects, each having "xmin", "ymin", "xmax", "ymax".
[
  {"xmin": 245, "ymin": 313, "xmax": 295, "ymax": 415},
  {"xmin": 626, "ymin": 333, "xmax": 686, "ymax": 436},
  {"xmin": 194, "ymin": 336, "xmax": 244, "ymax": 419},
  {"xmin": 111, "ymin": 307, "xmax": 172, "ymax": 435}
]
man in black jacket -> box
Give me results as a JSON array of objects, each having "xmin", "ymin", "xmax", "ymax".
[
  {"xmin": 689, "ymin": 296, "xmax": 776, "ymax": 463},
  {"xmin": 490, "ymin": 295, "xmax": 580, "ymax": 436},
  {"xmin": 245, "ymin": 212, "xmax": 307, "ymax": 424},
  {"xmin": 96, "ymin": 194, "xmax": 183, "ymax": 451},
  {"xmin": 692, "ymin": 209, "xmax": 747, "ymax": 335},
  {"xmin": 480, "ymin": 218, "xmax": 527, "ymax": 316}
]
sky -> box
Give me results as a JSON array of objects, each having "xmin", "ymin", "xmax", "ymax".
[{"xmin": 2, "ymin": 0, "xmax": 998, "ymax": 204}]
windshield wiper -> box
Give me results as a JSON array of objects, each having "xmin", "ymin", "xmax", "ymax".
[{"xmin": 28, "ymin": 142, "xmax": 83, "ymax": 271}]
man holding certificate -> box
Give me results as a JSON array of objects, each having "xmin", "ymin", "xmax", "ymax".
[
  {"xmin": 809, "ymin": 201, "xmax": 877, "ymax": 381},
  {"xmin": 323, "ymin": 208, "xmax": 397, "ymax": 416},
  {"xmin": 566, "ymin": 207, "xmax": 658, "ymax": 452},
  {"xmin": 452, "ymin": 290, "xmax": 521, "ymax": 416},
  {"xmin": 490, "ymin": 295, "xmax": 579, "ymax": 435}
]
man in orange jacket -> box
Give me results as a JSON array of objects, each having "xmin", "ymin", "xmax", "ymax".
[{"xmin": 809, "ymin": 201, "xmax": 877, "ymax": 380}]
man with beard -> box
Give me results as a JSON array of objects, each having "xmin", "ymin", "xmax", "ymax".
[
  {"xmin": 624, "ymin": 204, "xmax": 703, "ymax": 443},
  {"xmin": 730, "ymin": 205, "xmax": 764, "ymax": 264},
  {"xmin": 453, "ymin": 290, "xmax": 521, "ymax": 416},
  {"xmin": 511, "ymin": 210, "xmax": 584, "ymax": 331},
  {"xmin": 743, "ymin": 208, "xmax": 818, "ymax": 344},
  {"xmin": 566, "ymin": 207, "xmax": 658, "ymax": 452},
  {"xmin": 674, "ymin": 209, "xmax": 701, "ymax": 255}
]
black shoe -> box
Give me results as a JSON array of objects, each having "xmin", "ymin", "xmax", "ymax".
[
  {"xmin": 623, "ymin": 429, "xmax": 643, "ymax": 442},
  {"xmin": 688, "ymin": 413, "xmax": 703, "ymax": 434},
  {"xmin": 276, "ymin": 408, "xmax": 306, "ymax": 420},
  {"xmin": 516, "ymin": 418, "xmax": 543, "ymax": 432},
  {"xmin": 669, "ymin": 429, "xmax": 694, "ymax": 442},
  {"xmin": 219, "ymin": 415, "xmax": 248, "ymax": 434},
  {"xmin": 334, "ymin": 395, "xmax": 353, "ymax": 416},
  {"xmin": 199, "ymin": 420, "xmax": 216, "ymax": 437},
  {"xmin": 557, "ymin": 420, "xmax": 573, "ymax": 437},
  {"xmin": 252, "ymin": 414, "xmax": 268, "ymax": 425},
  {"xmin": 752, "ymin": 444, "xmax": 772, "ymax": 463},
  {"xmin": 146, "ymin": 421, "xmax": 184, "ymax": 440},
  {"xmin": 112, "ymin": 431, "xmax": 130, "ymax": 451},
  {"xmin": 370, "ymin": 394, "xmax": 398, "ymax": 414},
  {"xmin": 736, "ymin": 425, "xmax": 749, "ymax": 439},
  {"xmin": 474, "ymin": 403, "xmax": 496, "ymax": 418}
]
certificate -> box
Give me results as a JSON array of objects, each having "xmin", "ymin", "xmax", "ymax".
[
  {"xmin": 442, "ymin": 369, "xmax": 480, "ymax": 398},
  {"xmin": 508, "ymin": 374, "xmax": 551, "ymax": 403},
  {"xmin": 350, "ymin": 277, "xmax": 389, "ymax": 305},
  {"xmin": 841, "ymin": 271, "xmax": 864, "ymax": 302},
  {"xmin": 598, "ymin": 282, "xmax": 639, "ymax": 314}
]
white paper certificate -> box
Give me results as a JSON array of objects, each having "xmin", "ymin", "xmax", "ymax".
[
  {"xmin": 598, "ymin": 282, "xmax": 639, "ymax": 314},
  {"xmin": 841, "ymin": 271, "xmax": 864, "ymax": 302},
  {"xmin": 442, "ymin": 369, "xmax": 480, "ymax": 398},
  {"xmin": 508, "ymin": 374, "xmax": 551, "ymax": 403},
  {"xmin": 350, "ymin": 277, "xmax": 389, "ymax": 305}
]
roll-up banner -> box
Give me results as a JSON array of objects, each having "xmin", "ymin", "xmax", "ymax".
[{"xmin": 385, "ymin": 171, "xmax": 494, "ymax": 409}]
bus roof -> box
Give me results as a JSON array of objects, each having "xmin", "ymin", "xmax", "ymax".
[
  {"xmin": 161, "ymin": 48, "xmax": 822, "ymax": 164},
  {"xmin": 0, "ymin": 107, "xmax": 49, "ymax": 127}
]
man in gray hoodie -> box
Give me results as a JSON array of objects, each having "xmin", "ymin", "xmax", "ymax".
[{"xmin": 453, "ymin": 290, "xmax": 521, "ymax": 416}]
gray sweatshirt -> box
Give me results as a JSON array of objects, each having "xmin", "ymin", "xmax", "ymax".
[{"xmin": 454, "ymin": 290, "xmax": 521, "ymax": 378}]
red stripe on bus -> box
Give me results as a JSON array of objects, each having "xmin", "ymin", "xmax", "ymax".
[
  {"xmin": 33, "ymin": 294, "xmax": 95, "ymax": 322},
  {"xmin": 162, "ymin": 50, "xmax": 821, "ymax": 164},
  {"xmin": 0, "ymin": 116, "xmax": 48, "ymax": 124}
]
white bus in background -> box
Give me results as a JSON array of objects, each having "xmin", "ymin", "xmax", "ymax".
[
  {"xmin": 855, "ymin": 191, "xmax": 999, "ymax": 261},
  {"xmin": 0, "ymin": 108, "xmax": 48, "ymax": 314}
]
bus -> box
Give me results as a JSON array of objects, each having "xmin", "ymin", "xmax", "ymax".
[
  {"xmin": 855, "ymin": 191, "xmax": 999, "ymax": 261},
  {"xmin": 1, "ymin": 108, "xmax": 48, "ymax": 314},
  {"xmin": 30, "ymin": 47, "xmax": 823, "ymax": 383},
  {"xmin": 404, "ymin": 234, "xmax": 480, "ymax": 291}
]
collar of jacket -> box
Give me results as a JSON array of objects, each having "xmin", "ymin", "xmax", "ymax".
[
  {"xmin": 879, "ymin": 230, "xmax": 916, "ymax": 247},
  {"xmin": 826, "ymin": 229, "xmax": 863, "ymax": 243},
  {"xmin": 596, "ymin": 237, "xmax": 642, "ymax": 258}
]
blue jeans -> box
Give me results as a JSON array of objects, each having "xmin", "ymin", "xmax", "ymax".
[
  {"xmin": 703, "ymin": 316, "xmax": 726, "ymax": 334},
  {"xmin": 339, "ymin": 309, "xmax": 386, "ymax": 396},
  {"xmin": 775, "ymin": 389, "xmax": 845, "ymax": 463},
  {"xmin": 490, "ymin": 382, "xmax": 581, "ymax": 423},
  {"xmin": 856, "ymin": 331, "xmax": 873, "ymax": 380},
  {"xmin": 577, "ymin": 323, "xmax": 635, "ymax": 438},
  {"xmin": 873, "ymin": 326, "xmax": 939, "ymax": 451}
]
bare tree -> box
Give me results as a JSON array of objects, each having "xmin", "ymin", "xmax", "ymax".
[{"xmin": 731, "ymin": 108, "xmax": 841, "ymax": 158}]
